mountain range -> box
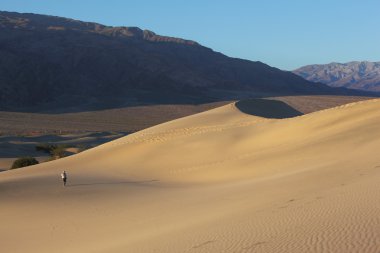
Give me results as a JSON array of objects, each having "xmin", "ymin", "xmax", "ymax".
[
  {"xmin": 0, "ymin": 11, "xmax": 371, "ymax": 112},
  {"xmin": 293, "ymin": 61, "xmax": 380, "ymax": 92}
]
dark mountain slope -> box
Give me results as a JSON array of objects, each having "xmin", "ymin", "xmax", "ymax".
[{"xmin": 0, "ymin": 11, "xmax": 370, "ymax": 112}]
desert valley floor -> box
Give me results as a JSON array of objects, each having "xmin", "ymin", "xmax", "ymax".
[{"xmin": 2, "ymin": 98, "xmax": 380, "ymax": 252}]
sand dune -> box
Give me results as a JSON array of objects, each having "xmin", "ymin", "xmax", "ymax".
[
  {"xmin": 2, "ymin": 99, "xmax": 380, "ymax": 252},
  {"xmin": 0, "ymin": 96, "xmax": 373, "ymax": 135}
]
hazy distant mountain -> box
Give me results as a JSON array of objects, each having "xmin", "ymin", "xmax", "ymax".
[
  {"xmin": 294, "ymin": 61, "xmax": 380, "ymax": 92},
  {"xmin": 0, "ymin": 11, "xmax": 369, "ymax": 112}
]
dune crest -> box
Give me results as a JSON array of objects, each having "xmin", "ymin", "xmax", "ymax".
[{"xmin": 2, "ymin": 99, "xmax": 380, "ymax": 252}]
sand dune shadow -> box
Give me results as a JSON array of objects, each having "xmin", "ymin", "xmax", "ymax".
[{"xmin": 235, "ymin": 98, "xmax": 303, "ymax": 119}]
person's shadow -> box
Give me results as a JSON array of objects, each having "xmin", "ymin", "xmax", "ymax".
[{"xmin": 67, "ymin": 179, "xmax": 159, "ymax": 187}]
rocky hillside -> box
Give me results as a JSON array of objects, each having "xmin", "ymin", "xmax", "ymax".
[
  {"xmin": 294, "ymin": 61, "xmax": 380, "ymax": 92},
  {"xmin": 0, "ymin": 11, "xmax": 367, "ymax": 112}
]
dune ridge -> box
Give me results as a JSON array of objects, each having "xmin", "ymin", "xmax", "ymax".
[{"xmin": 1, "ymin": 99, "xmax": 380, "ymax": 252}]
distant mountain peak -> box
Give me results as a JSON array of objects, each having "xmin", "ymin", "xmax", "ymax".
[{"xmin": 293, "ymin": 61, "xmax": 380, "ymax": 92}]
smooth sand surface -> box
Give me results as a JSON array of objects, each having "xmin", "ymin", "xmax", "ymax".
[{"xmin": 1, "ymin": 99, "xmax": 380, "ymax": 252}]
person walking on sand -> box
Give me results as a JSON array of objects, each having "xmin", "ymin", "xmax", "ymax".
[{"xmin": 61, "ymin": 171, "xmax": 67, "ymax": 187}]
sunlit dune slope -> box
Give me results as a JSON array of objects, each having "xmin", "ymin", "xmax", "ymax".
[
  {"xmin": 4, "ymin": 98, "xmax": 379, "ymax": 183},
  {"xmin": 2, "ymin": 99, "xmax": 380, "ymax": 253}
]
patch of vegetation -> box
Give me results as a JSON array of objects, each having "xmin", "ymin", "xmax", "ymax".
[
  {"xmin": 35, "ymin": 143, "xmax": 58, "ymax": 153},
  {"xmin": 35, "ymin": 143, "xmax": 70, "ymax": 159},
  {"xmin": 11, "ymin": 157, "xmax": 39, "ymax": 169},
  {"xmin": 51, "ymin": 146, "xmax": 67, "ymax": 158}
]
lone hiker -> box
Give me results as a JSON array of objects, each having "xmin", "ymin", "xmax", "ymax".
[{"xmin": 61, "ymin": 171, "xmax": 67, "ymax": 186}]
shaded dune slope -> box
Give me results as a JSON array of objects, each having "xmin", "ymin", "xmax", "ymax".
[
  {"xmin": 235, "ymin": 98, "xmax": 303, "ymax": 118},
  {"xmin": 2, "ymin": 99, "xmax": 380, "ymax": 252}
]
